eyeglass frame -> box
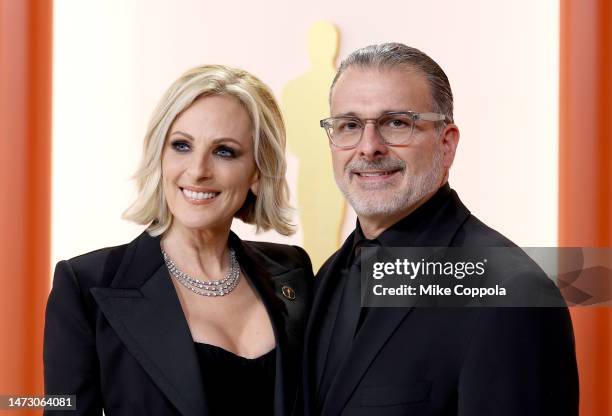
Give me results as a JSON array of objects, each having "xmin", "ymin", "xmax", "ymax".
[{"xmin": 319, "ymin": 111, "xmax": 448, "ymax": 149}]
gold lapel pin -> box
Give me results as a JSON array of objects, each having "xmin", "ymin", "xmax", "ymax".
[{"xmin": 281, "ymin": 285, "xmax": 296, "ymax": 300}]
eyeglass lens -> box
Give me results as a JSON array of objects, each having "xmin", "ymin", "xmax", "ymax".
[{"xmin": 327, "ymin": 114, "xmax": 416, "ymax": 146}]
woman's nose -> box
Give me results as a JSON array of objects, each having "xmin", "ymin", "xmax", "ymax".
[{"xmin": 187, "ymin": 152, "xmax": 213, "ymax": 180}]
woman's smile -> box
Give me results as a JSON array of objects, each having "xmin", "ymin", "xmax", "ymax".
[{"xmin": 180, "ymin": 187, "xmax": 220, "ymax": 204}]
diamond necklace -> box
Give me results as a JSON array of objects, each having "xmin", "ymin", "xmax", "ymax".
[{"xmin": 162, "ymin": 247, "xmax": 240, "ymax": 297}]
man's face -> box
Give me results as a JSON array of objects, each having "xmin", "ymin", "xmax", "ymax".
[{"xmin": 329, "ymin": 67, "xmax": 458, "ymax": 230}]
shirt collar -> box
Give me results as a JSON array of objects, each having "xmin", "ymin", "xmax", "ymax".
[{"xmin": 353, "ymin": 182, "xmax": 453, "ymax": 249}]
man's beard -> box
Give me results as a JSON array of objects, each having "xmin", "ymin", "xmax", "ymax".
[{"xmin": 336, "ymin": 149, "xmax": 444, "ymax": 218}]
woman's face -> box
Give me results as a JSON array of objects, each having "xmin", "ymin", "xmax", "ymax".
[{"xmin": 161, "ymin": 95, "xmax": 258, "ymax": 233}]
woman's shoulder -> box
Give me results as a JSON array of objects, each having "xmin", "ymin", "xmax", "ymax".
[
  {"xmin": 241, "ymin": 241, "xmax": 314, "ymax": 308},
  {"xmin": 241, "ymin": 240, "xmax": 312, "ymax": 271},
  {"xmin": 65, "ymin": 243, "xmax": 127, "ymax": 269},
  {"xmin": 56, "ymin": 232, "xmax": 149, "ymax": 289},
  {"xmin": 242, "ymin": 240, "xmax": 307, "ymax": 262}
]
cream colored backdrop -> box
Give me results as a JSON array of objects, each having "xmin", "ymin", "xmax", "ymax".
[{"xmin": 52, "ymin": 0, "xmax": 559, "ymax": 269}]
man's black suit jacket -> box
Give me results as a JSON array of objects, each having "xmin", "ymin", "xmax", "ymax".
[
  {"xmin": 303, "ymin": 185, "xmax": 579, "ymax": 416},
  {"xmin": 44, "ymin": 230, "xmax": 313, "ymax": 416}
]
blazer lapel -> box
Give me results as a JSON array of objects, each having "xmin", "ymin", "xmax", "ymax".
[
  {"xmin": 91, "ymin": 232, "xmax": 207, "ymax": 416},
  {"xmin": 231, "ymin": 233, "xmax": 303, "ymax": 416}
]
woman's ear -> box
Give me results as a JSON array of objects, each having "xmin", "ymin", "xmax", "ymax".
[{"xmin": 250, "ymin": 172, "xmax": 260, "ymax": 196}]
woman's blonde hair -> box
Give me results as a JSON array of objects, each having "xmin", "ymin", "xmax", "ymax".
[{"xmin": 123, "ymin": 65, "xmax": 294, "ymax": 236}]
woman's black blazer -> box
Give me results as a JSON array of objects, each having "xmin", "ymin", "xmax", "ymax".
[{"xmin": 44, "ymin": 231, "xmax": 313, "ymax": 416}]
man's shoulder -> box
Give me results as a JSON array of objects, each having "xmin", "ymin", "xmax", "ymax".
[
  {"xmin": 317, "ymin": 252, "xmax": 339, "ymax": 277},
  {"xmin": 452, "ymin": 213, "xmax": 566, "ymax": 306},
  {"xmin": 452, "ymin": 214, "xmax": 517, "ymax": 247}
]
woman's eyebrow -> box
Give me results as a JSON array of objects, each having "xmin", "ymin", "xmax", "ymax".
[
  {"xmin": 211, "ymin": 138, "xmax": 243, "ymax": 147},
  {"xmin": 168, "ymin": 132, "xmax": 244, "ymax": 147},
  {"xmin": 169, "ymin": 130, "xmax": 194, "ymax": 139}
]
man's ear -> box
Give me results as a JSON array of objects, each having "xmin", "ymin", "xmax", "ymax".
[{"xmin": 440, "ymin": 123, "xmax": 460, "ymax": 169}]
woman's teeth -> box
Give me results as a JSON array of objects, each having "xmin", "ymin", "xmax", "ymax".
[{"xmin": 182, "ymin": 189, "xmax": 218, "ymax": 200}]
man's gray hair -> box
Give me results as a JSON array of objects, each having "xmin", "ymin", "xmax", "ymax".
[{"xmin": 331, "ymin": 42, "xmax": 454, "ymax": 123}]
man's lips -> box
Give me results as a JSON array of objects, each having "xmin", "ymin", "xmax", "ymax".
[{"xmin": 351, "ymin": 168, "xmax": 402, "ymax": 178}]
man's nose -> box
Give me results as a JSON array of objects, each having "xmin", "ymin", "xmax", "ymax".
[{"xmin": 356, "ymin": 122, "xmax": 388, "ymax": 159}]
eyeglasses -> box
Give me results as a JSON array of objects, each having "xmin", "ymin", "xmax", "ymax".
[{"xmin": 319, "ymin": 111, "xmax": 447, "ymax": 148}]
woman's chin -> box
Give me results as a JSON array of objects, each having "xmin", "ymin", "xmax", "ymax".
[{"xmin": 171, "ymin": 215, "xmax": 232, "ymax": 234}]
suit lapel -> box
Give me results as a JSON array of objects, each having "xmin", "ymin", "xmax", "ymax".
[
  {"xmin": 91, "ymin": 233, "xmax": 207, "ymax": 416},
  {"xmin": 303, "ymin": 233, "xmax": 354, "ymax": 415},
  {"xmin": 320, "ymin": 306, "xmax": 414, "ymax": 416},
  {"xmin": 316, "ymin": 187, "xmax": 473, "ymax": 415}
]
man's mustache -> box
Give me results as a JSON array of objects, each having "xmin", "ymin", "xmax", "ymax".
[{"xmin": 345, "ymin": 158, "xmax": 406, "ymax": 173}]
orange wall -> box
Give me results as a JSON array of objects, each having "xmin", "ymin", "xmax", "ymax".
[
  {"xmin": 560, "ymin": 0, "xmax": 612, "ymax": 414},
  {"xmin": 0, "ymin": 0, "xmax": 52, "ymax": 409}
]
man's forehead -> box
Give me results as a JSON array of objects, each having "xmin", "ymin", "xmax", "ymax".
[{"xmin": 330, "ymin": 66, "xmax": 432, "ymax": 115}]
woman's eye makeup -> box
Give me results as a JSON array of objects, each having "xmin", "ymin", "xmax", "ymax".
[
  {"xmin": 170, "ymin": 140, "xmax": 191, "ymax": 152},
  {"xmin": 169, "ymin": 138, "xmax": 239, "ymax": 159},
  {"xmin": 214, "ymin": 145, "xmax": 237, "ymax": 158}
]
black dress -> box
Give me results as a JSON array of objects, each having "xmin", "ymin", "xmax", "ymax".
[{"xmin": 194, "ymin": 342, "xmax": 276, "ymax": 415}]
